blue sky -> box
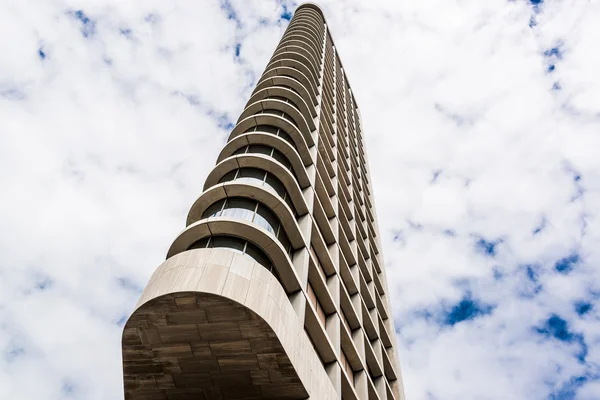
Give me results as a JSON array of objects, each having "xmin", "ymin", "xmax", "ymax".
[{"xmin": 1, "ymin": 0, "xmax": 600, "ymax": 399}]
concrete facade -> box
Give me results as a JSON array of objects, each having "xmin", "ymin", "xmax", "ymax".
[{"xmin": 122, "ymin": 3, "xmax": 406, "ymax": 399}]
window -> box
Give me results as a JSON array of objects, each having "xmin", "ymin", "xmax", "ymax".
[
  {"xmin": 232, "ymin": 144, "xmax": 293, "ymax": 171},
  {"xmin": 243, "ymin": 125, "xmax": 297, "ymax": 149},
  {"xmin": 273, "ymin": 84, "xmax": 300, "ymax": 95},
  {"xmin": 218, "ymin": 168, "xmax": 296, "ymax": 214},
  {"xmin": 201, "ymin": 197, "xmax": 293, "ymax": 255},
  {"xmin": 189, "ymin": 235, "xmax": 279, "ymax": 277},
  {"xmin": 264, "ymin": 95, "xmax": 302, "ymax": 115},
  {"xmin": 258, "ymin": 108, "xmax": 299, "ymax": 128}
]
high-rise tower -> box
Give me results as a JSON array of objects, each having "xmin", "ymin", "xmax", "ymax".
[{"xmin": 122, "ymin": 3, "xmax": 405, "ymax": 399}]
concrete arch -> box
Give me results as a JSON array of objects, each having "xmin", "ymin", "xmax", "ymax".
[
  {"xmin": 287, "ymin": 20, "xmax": 323, "ymax": 42},
  {"xmin": 281, "ymin": 31, "xmax": 321, "ymax": 58},
  {"xmin": 264, "ymin": 58, "xmax": 319, "ymax": 94},
  {"xmin": 284, "ymin": 24, "xmax": 321, "ymax": 47},
  {"xmin": 295, "ymin": 3, "xmax": 325, "ymax": 20},
  {"xmin": 238, "ymin": 98, "xmax": 312, "ymax": 140},
  {"xmin": 203, "ymin": 154, "xmax": 310, "ymax": 216},
  {"xmin": 248, "ymin": 86, "xmax": 316, "ymax": 128},
  {"xmin": 186, "ymin": 182, "xmax": 305, "ymax": 249},
  {"xmin": 274, "ymin": 42, "xmax": 321, "ymax": 74},
  {"xmin": 254, "ymin": 73, "xmax": 317, "ymax": 107},
  {"xmin": 229, "ymin": 114, "xmax": 313, "ymax": 163}
]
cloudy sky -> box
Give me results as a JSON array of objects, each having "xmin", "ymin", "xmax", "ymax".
[{"xmin": 1, "ymin": 0, "xmax": 599, "ymax": 399}]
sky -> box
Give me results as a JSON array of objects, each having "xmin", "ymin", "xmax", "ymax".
[{"xmin": 0, "ymin": 0, "xmax": 599, "ymax": 399}]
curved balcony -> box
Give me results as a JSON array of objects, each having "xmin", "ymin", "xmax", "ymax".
[
  {"xmin": 238, "ymin": 98, "xmax": 312, "ymax": 140},
  {"xmin": 123, "ymin": 247, "xmax": 337, "ymax": 400},
  {"xmin": 264, "ymin": 58, "xmax": 319, "ymax": 92},
  {"xmin": 229, "ymin": 113, "xmax": 313, "ymax": 164},
  {"xmin": 287, "ymin": 20, "xmax": 323, "ymax": 42},
  {"xmin": 203, "ymin": 155, "xmax": 309, "ymax": 216},
  {"xmin": 284, "ymin": 25, "xmax": 321, "ymax": 44},
  {"xmin": 275, "ymin": 42, "xmax": 321, "ymax": 72},
  {"xmin": 290, "ymin": 16, "xmax": 323, "ymax": 34},
  {"xmin": 248, "ymin": 86, "xmax": 316, "ymax": 130},
  {"xmin": 186, "ymin": 182, "xmax": 305, "ymax": 249},
  {"xmin": 217, "ymin": 132, "xmax": 310, "ymax": 188},
  {"xmin": 254, "ymin": 74, "xmax": 318, "ymax": 107},
  {"xmin": 282, "ymin": 27, "xmax": 321, "ymax": 50},
  {"xmin": 167, "ymin": 217, "xmax": 302, "ymax": 293},
  {"xmin": 281, "ymin": 31, "xmax": 321, "ymax": 57},
  {"xmin": 285, "ymin": 22, "xmax": 322, "ymax": 44},
  {"xmin": 258, "ymin": 65, "xmax": 318, "ymax": 106},
  {"xmin": 296, "ymin": 3, "xmax": 326, "ymax": 21},
  {"xmin": 270, "ymin": 50, "xmax": 320, "ymax": 84}
]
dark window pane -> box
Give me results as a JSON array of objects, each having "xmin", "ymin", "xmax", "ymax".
[
  {"xmin": 210, "ymin": 236, "xmax": 245, "ymax": 253},
  {"xmin": 276, "ymin": 130, "xmax": 295, "ymax": 148},
  {"xmin": 219, "ymin": 169, "xmax": 238, "ymax": 183},
  {"xmin": 280, "ymin": 111, "xmax": 297, "ymax": 127},
  {"xmin": 278, "ymin": 229, "xmax": 292, "ymax": 255},
  {"xmin": 202, "ymin": 199, "xmax": 226, "ymax": 219},
  {"xmin": 245, "ymin": 242, "xmax": 271, "ymax": 269},
  {"xmin": 233, "ymin": 146, "xmax": 247, "ymax": 155},
  {"xmin": 265, "ymin": 173, "xmax": 286, "ymax": 198},
  {"xmin": 272, "ymin": 149, "xmax": 291, "ymax": 170},
  {"xmin": 248, "ymin": 144, "xmax": 272, "ymax": 156},
  {"xmin": 238, "ymin": 168, "xmax": 266, "ymax": 180},
  {"xmin": 254, "ymin": 204, "xmax": 279, "ymax": 234},
  {"xmin": 188, "ymin": 237, "xmax": 210, "ymax": 250},
  {"xmin": 283, "ymin": 194, "xmax": 296, "ymax": 216},
  {"xmin": 255, "ymin": 125, "xmax": 279, "ymax": 135}
]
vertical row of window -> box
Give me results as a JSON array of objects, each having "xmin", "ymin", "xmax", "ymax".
[
  {"xmin": 201, "ymin": 197, "xmax": 292, "ymax": 256},
  {"xmin": 219, "ymin": 167, "xmax": 296, "ymax": 213}
]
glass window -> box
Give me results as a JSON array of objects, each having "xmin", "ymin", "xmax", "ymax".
[
  {"xmin": 276, "ymin": 130, "xmax": 295, "ymax": 148},
  {"xmin": 186, "ymin": 236, "xmax": 279, "ymax": 280},
  {"xmin": 236, "ymin": 168, "xmax": 266, "ymax": 186},
  {"xmin": 210, "ymin": 236, "xmax": 245, "ymax": 253},
  {"xmin": 202, "ymin": 199, "xmax": 226, "ymax": 219},
  {"xmin": 254, "ymin": 204, "xmax": 279, "ymax": 234},
  {"xmin": 189, "ymin": 237, "xmax": 210, "ymax": 250},
  {"xmin": 255, "ymin": 124, "xmax": 279, "ymax": 135},
  {"xmin": 278, "ymin": 229, "xmax": 292, "ymax": 255},
  {"xmin": 238, "ymin": 168, "xmax": 266, "ymax": 180},
  {"xmin": 219, "ymin": 170, "xmax": 238, "ymax": 183},
  {"xmin": 221, "ymin": 197, "xmax": 256, "ymax": 222},
  {"xmin": 265, "ymin": 174, "xmax": 286, "ymax": 198},
  {"xmin": 233, "ymin": 146, "xmax": 247, "ymax": 155},
  {"xmin": 248, "ymin": 144, "xmax": 272, "ymax": 156},
  {"xmin": 245, "ymin": 241, "xmax": 271, "ymax": 269},
  {"xmin": 272, "ymin": 148, "xmax": 291, "ymax": 170}
]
